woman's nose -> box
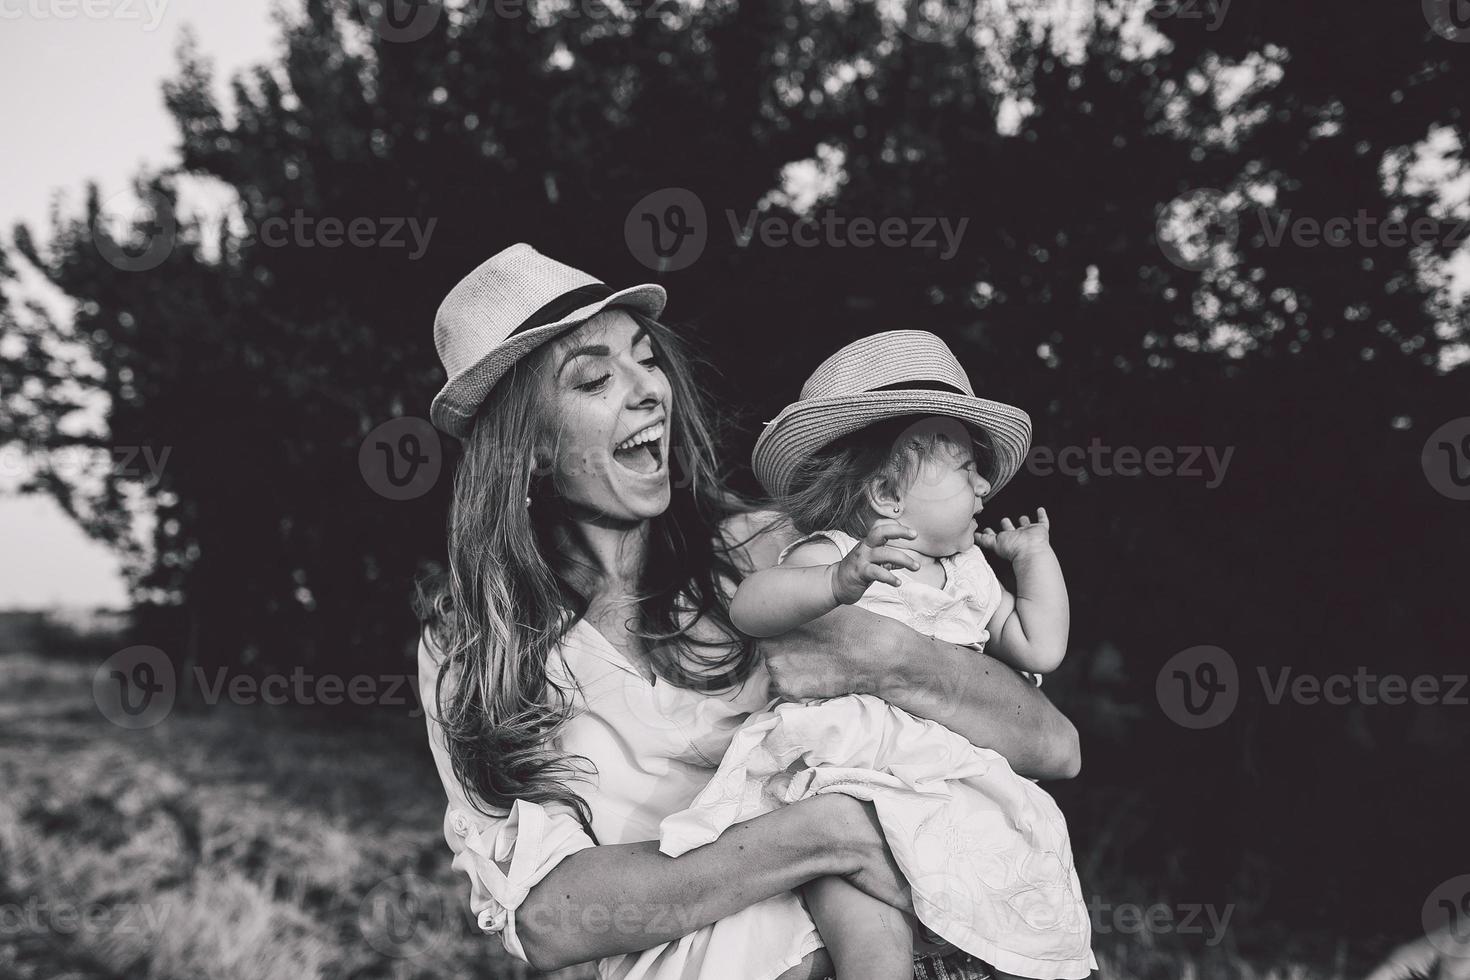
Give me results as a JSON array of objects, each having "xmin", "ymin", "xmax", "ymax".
[{"xmin": 625, "ymin": 364, "xmax": 662, "ymax": 407}]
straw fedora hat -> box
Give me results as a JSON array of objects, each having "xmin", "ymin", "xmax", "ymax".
[
  {"xmin": 430, "ymin": 244, "xmax": 666, "ymax": 437},
  {"xmin": 751, "ymin": 330, "xmax": 1033, "ymax": 500}
]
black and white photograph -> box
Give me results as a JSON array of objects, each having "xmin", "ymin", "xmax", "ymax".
[{"xmin": 1, "ymin": 1, "xmax": 1468, "ymax": 978}]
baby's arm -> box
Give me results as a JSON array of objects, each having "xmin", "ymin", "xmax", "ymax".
[
  {"xmin": 979, "ymin": 509, "xmax": 1069, "ymax": 675},
  {"xmin": 803, "ymin": 875, "xmax": 916, "ymax": 980},
  {"xmin": 731, "ymin": 522, "xmax": 921, "ymax": 638}
]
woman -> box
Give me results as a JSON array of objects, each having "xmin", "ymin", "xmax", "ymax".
[{"xmin": 415, "ymin": 244, "xmax": 1081, "ymax": 980}]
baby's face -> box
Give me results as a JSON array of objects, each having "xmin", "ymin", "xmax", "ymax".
[{"xmin": 898, "ymin": 440, "xmax": 991, "ymax": 557}]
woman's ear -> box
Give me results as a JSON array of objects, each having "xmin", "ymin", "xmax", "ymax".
[
  {"xmin": 529, "ymin": 446, "xmax": 554, "ymax": 478},
  {"xmin": 865, "ymin": 476, "xmax": 903, "ymax": 518}
]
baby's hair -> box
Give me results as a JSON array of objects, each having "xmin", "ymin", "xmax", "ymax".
[{"xmin": 780, "ymin": 414, "xmax": 995, "ymax": 537}]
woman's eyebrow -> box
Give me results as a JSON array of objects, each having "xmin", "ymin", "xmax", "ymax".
[
  {"xmin": 557, "ymin": 327, "xmax": 650, "ymax": 377},
  {"xmin": 557, "ymin": 344, "xmax": 609, "ymax": 376}
]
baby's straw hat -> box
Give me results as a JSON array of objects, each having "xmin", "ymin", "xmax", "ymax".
[
  {"xmin": 751, "ymin": 330, "xmax": 1033, "ymax": 500},
  {"xmin": 430, "ymin": 244, "xmax": 666, "ymax": 437}
]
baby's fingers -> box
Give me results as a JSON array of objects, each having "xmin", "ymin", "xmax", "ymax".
[
  {"xmin": 861, "ymin": 562, "xmax": 904, "ymax": 589},
  {"xmin": 865, "ymin": 519, "xmax": 917, "ymax": 547},
  {"xmin": 870, "ymin": 546, "xmax": 921, "ymax": 572},
  {"xmin": 999, "ymin": 517, "xmax": 1017, "ymax": 532},
  {"xmin": 1035, "ymin": 507, "xmax": 1050, "ymax": 527}
]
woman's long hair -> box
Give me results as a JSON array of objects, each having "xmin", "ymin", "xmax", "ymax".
[{"xmin": 414, "ymin": 311, "xmax": 758, "ymax": 835}]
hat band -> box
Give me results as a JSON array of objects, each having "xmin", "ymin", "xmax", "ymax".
[
  {"xmin": 511, "ymin": 283, "xmax": 615, "ymax": 337},
  {"xmin": 869, "ymin": 379, "xmax": 968, "ymax": 395}
]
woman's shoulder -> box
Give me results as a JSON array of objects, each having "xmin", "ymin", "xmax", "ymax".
[{"xmin": 718, "ymin": 505, "xmax": 800, "ymax": 574}]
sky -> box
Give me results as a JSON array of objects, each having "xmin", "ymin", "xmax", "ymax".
[{"xmin": 1, "ymin": 0, "xmax": 279, "ymax": 609}]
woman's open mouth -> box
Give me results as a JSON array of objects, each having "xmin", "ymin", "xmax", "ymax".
[{"xmin": 612, "ymin": 420, "xmax": 666, "ymax": 476}]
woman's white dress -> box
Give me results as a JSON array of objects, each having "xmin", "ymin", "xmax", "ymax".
[{"xmin": 658, "ymin": 530, "xmax": 1095, "ymax": 980}]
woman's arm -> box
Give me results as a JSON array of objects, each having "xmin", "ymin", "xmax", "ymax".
[
  {"xmin": 759, "ymin": 606, "xmax": 1081, "ymax": 780},
  {"xmin": 516, "ymin": 794, "xmax": 909, "ymax": 972}
]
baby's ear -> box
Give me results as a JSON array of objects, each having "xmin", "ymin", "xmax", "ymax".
[{"xmin": 864, "ymin": 475, "xmax": 902, "ymax": 517}]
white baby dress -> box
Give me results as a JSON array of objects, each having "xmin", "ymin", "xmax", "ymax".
[{"xmin": 659, "ymin": 529, "xmax": 1095, "ymax": 980}]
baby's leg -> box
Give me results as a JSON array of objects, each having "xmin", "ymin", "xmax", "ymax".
[{"xmin": 803, "ymin": 875, "xmax": 915, "ymax": 980}]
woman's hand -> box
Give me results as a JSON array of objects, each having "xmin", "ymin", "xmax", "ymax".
[
  {"xmin": 760, "ymin": 605, "xmax": 1081, "ymax": 779},
  {"xmin": 761, "ymin": 605, "xmax": 903, "ymax": 701},
  {"xmin": 802, "ymin": 795, "xmax": 913, "ymax": 914}
]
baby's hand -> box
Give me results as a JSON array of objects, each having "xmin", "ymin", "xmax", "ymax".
[
  {"xmin": 977, "ymin": 508, "xmax": 1053, "ymax": 562},
  {"xmin": 830, "ymin": 520, "xmax": 921, "ymax": 605}
]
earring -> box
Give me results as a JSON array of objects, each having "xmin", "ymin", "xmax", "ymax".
[{"xmin": 525, "ymin": 494, "xmax": 532, "ymax": 508}]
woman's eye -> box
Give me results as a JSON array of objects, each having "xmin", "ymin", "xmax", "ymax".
[
  {"xmin": 640, "ymin": 353, "xmax": 662, "ymax": 370},
  {"xmin": 575, "ymin": 374, "xmax": 610, "ymax": 393}
]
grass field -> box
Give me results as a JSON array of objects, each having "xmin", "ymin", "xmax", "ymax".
[{"xmin": 0, "ymin": 638, "xmax": 1345, "ymax": 980}]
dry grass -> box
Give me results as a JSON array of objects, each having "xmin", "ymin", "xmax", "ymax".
[
  {"xmin": 0, "ymin": 651, "xmax": 1341, "ymax": 980},
  {"xmin": 0, "ymin": 651, "xmax": 540, "ymax": 980}
]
